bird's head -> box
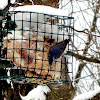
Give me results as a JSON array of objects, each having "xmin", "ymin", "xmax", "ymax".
[{"xmin": 64, "ymin": 38, "xmax": 70, "ymax": 45}]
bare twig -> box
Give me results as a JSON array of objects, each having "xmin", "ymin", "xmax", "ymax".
[
  {"xmin": 75, "ymin": 0, "xmax": 100, "ymax": 84},
  {"xmin": 68, "ymin": 51, "xmax": 100, "ymax": 64},
  {"xmin": 92, "ymin": 40, "xmax": 100, "ymax": 50},
  {"xmin": 71, "ymin": 27, "xmax": 100, "ymax": 37}
]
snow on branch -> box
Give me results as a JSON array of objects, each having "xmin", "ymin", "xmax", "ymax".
[
  {"xmin": 19, "ymin": 85, "xmax": 50, "ymax": 100},
  {"xmin": 73, "ymin": 87, "xmax": 100, "ymax": 100}
]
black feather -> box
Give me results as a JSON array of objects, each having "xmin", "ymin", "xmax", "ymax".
[{"xmin": 48, "ymin": 39, "xmax": 70, "ymax": 65}]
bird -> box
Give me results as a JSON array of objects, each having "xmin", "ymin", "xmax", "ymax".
[{"xmin": 48, "ymin": 39, "xmax": 70, "ymax": 65}]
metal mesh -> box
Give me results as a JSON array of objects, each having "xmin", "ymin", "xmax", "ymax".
[{"xmin": 0, "ymin": 11, "xmax": 74, "ymax": 84}]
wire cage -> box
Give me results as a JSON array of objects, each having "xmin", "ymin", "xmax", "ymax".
[{"xmin": 0, "ymin": 11, "xmax": 74, "ymax": 84}]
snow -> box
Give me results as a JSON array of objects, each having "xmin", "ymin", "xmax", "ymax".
[
  {"xmin": 73, "ymin": 87, "xmax": 100, "ymax": 100},
  {"xmin": 0, "ymin": 0, "xmax": 15, "ymax": 10},
  {"xmin": 6, "ymin": 68, "xmax": 14, "ymax": 89},
  {"xmin": 10, "ymin": 0, "xmax": 16, "ymax": 4},
  {"xmin": 0, "ymin": 0, "xmax": 8, "ymax": 10},
  {"xmin": 19, "ymin": 85, "xmax": 50, "ymax": 100},
  {"xmin": 9, "ymin": 5, "xmax": 68, "ymax": 16}
]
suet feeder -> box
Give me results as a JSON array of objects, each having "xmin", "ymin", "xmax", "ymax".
[{"xmin": 0, "ymin": 10, "xmax": 74, "ymax": 84}]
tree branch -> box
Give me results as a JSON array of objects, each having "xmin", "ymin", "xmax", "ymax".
[
  {"xmin": 68, "ymin": 51, "xmax": 100, "ymax": 64},
  {"xmin": 74, "ymin": 0, "xmax": 100, "ymax": 84},
  {"xmin": 71, "ymin": 27, "xmax": 100, "ymax": 37}
]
